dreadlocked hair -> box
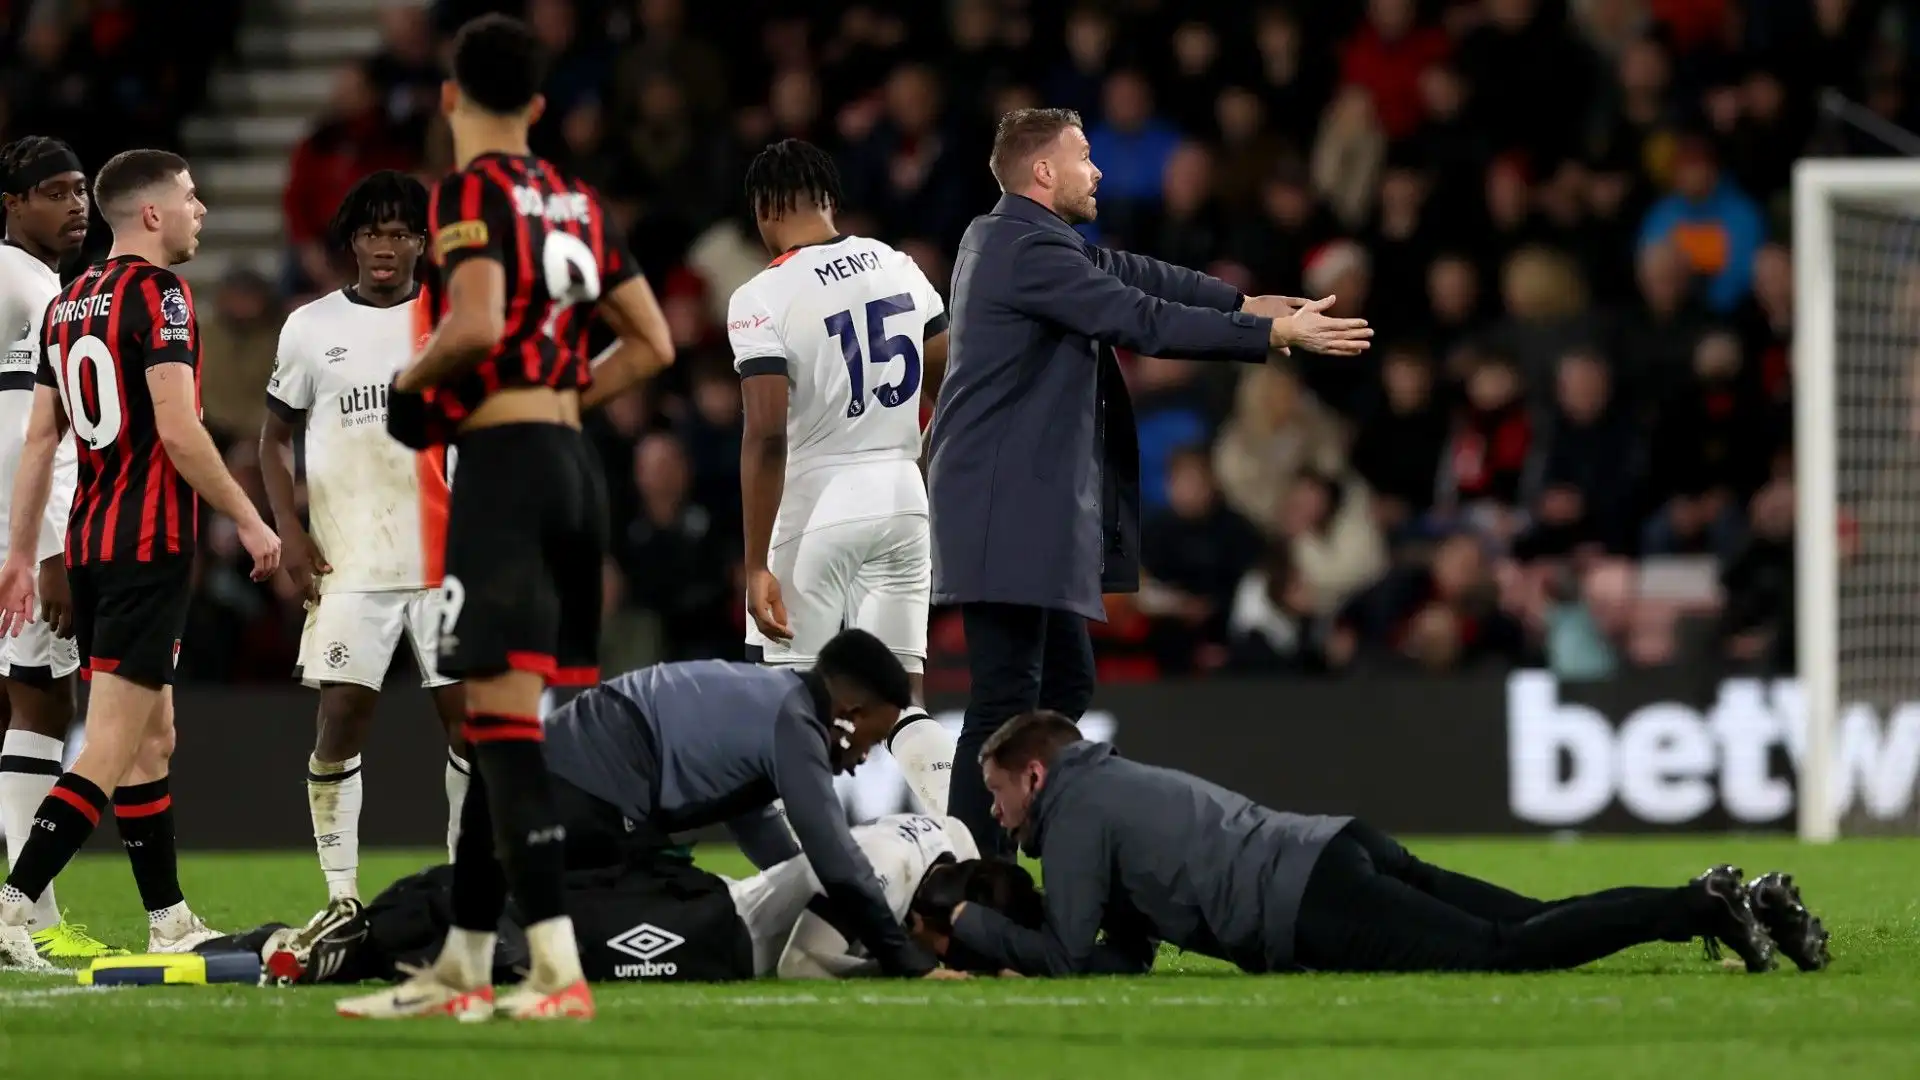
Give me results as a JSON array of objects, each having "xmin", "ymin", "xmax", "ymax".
[
  {"xmin": 1, "ymin": 136, "xmax": 76, "ymax": 195},
  {"xmin": 326, "ymin": 169, "xmax": 429, "ymax": 253},
  {"xmin": 743, "ymin": 139, "xmax": 843, "ymax": 220}
]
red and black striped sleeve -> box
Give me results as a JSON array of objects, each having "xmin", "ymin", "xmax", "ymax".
[
  {"xmin": 135, "ymin": 268, "xmax": 198, "ymax": 370},
  {"xmin": 430, "ymin": 170, "xmax": 515, "ymax": 277}
]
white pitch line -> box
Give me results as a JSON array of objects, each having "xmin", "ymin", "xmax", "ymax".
[
  {"xmin": 0, "ymin": 984, "xmax": 120, "ymax": 1004},
  {"xmin": 602, "ymin": 993, "xmax": 1278, "ymax": 1009}
]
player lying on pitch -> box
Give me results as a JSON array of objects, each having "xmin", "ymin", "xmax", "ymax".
[
  {"xmin": 220, "ymin": 815, "xmax": 1033, "ymax": 984},
  {"xmin": 920, "ymin": 711, "xmax": 1832, "ymax": 978},
  {"xmin": 332, "ymin": 628, "xmax": 957, "ymax": 1014}
]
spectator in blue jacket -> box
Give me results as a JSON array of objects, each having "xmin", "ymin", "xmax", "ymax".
[{"xmin": 1638, "ymin": 135, "xmax": 1764, "ymax": 315}]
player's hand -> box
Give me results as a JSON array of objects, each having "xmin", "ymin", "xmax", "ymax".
[
  {"xmin": 237, "ymin": 516, "xmax": 283, "ymax": 583},
  {"xmin": 922, "ymin": 967, "xmax": 970, "ymax": 981},
  {"xmin": 1242, "ymin": 296, "xmax": 1309, "ymax": 357},
  {"xmin": 747, "ymin": 567, "xmax": 793, "ymax": 642},
  {"xmin": 282, "ymin": 527, "xmax": 331, "ymax": 605},
  {"xmin": 1272, "ymin": 295, "xmax": 1372, "ymax": 357},
  {"xmin": 0, "ymin": 557, "xmax": 36, "ymax": 638},
  {"xmin": 36, "ymin": 556, "xmax": 71, "ymax": 638}
]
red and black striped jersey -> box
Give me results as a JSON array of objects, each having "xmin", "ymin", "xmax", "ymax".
[
  {"xmin": 424, "ymin": 152, "xmax": 639, "ymax": 428},
  {"xmin": 34, "ymin": 256, "xmax": 200, "ymax": 565}
]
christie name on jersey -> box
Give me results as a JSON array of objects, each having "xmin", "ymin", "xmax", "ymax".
[{"xmin": 48, "ymin": 291, "xmax": 113, "ymax": 326}]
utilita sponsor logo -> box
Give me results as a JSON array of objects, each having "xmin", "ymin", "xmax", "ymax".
[
  {"xmin": 1507, "ymin": 672, "xmax": 1920, "ymax": 826},
  {"xmin": 607, "ymin": 922, "xmax": 684, "ymax": 979}
]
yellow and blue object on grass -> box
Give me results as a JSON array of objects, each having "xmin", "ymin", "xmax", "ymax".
[{"xmin": 78, "ymin": 951, "xmax": 260, "ymax": 986}]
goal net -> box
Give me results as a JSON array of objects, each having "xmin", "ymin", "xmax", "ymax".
[{"xmin": 1795, "ymin": 159, "xmax": 1920, "ymax": 840}]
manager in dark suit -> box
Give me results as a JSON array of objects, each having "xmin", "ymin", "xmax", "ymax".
[{"xmin": 927, "ymin": 108, "xmax": 1372, "ymax": 856}]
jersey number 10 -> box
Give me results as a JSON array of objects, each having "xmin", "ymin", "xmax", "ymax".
[
  {"xmin": 46, "ymin": 335, "xmax": 124, "ymax": 448},
  {"xmin": 823, "ymin": 293, "xmax": 920, "ymax": 419}
]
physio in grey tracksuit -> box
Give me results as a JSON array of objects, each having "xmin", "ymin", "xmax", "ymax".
[
  {"xmin": 541, "ymin": 658, "xmax": 937, "ymax": 977},
  {"xmin": 950, "ymin": 738, "xmax": 1350, "ymax": 976},
  {"xmin": 948, "ymin": 723, "xmax": 1774, "ymax": 977}
]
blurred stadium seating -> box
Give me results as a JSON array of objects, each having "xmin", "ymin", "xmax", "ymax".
[{"xmin": 2, "ymin": 0, "xmax": 1907, "ymax": 686}]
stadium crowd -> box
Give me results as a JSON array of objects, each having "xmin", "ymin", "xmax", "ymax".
[{"xmin": 4, "ymin": 0, "xmax": 1909, "ymax": 686}]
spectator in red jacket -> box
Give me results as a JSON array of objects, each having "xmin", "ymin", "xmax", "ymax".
[
  {"xmin": 281, "ymin": 62, "xmax": 419, "ymax": 293},
  {"xmin": 1339, "ymin": 0, "xmax": 1452, "ymax": 141},
  {"xmin": 1438, "ymin": 351, "xmax": 1534, "ymax": 544}
]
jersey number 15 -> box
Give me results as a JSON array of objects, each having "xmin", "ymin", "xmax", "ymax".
[{"xmin": 823, "ymin": 293, "xmax": 920, "ymax": 419}]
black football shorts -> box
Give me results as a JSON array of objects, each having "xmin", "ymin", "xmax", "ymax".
[
  {"xmin": 437, "ymin": 422, "xmax": 607, "ymax": 686},
  {"xmin": 71, "ymin": 555, "xmax": 192, "ymax": 687}
]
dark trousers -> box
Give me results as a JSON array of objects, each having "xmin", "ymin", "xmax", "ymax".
[
  {"xmin": 1293, "ymin": 822, "xmax": 1703, "ymax": 972},
  {"xmin": 950, "ymin": 602, "xmax": 1096, "ymax": 859}
]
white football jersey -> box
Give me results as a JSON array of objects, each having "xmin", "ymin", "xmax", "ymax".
[
  {"xmin": 0, "ymin": 243, "xmax": 76, "ymax": 564},
  {"xmin": 727, "ymin": 236, "xmax": 946, "ymax": 542},
  {"xmin": 267, "ymin": 288, "xmax": 450, "ymax": 594},
  {"xmin": 730, "ymin": 813, "xmax": 979, "ymax": 976}
]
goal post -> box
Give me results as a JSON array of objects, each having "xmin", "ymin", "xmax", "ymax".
[{"xmin": 1792, "ymin": 159, "xmax": 1920, "ymax": 842}]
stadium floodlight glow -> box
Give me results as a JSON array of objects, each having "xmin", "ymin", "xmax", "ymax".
[{"xmin": 1792, "ymin": 158, "xmax": 1920, "ymax": 842}]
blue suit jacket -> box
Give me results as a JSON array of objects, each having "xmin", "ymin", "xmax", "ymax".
[{"xmin": 927, "ymin": 194, "xmax": 1274, "ymax": 620}]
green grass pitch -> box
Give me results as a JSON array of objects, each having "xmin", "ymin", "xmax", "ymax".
[{"xmin": 1, "ymin": 837, "xmax": 1915, "ymax": 1079}]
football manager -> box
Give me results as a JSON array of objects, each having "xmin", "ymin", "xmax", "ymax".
[
  {"xmin": 926, "ymin": 107, "xmax": 1372, "ymax": 857},
  {"xmin": 926, "ymin": 712, "xmax": 1832, "ymax": 977}
]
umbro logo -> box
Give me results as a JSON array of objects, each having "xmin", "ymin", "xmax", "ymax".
[
  {"xmin": 325, "ymin": 347, "xmax": 348, "ymax": 362},
  {"xmin": 607, "ymin": 922, "xmax": 685, "ymax": 977},
  {"xmin": 606, "ymin": 922, "xmax": 683, "ymax": 962}
]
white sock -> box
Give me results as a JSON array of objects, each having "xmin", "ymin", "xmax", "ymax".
[
  {"xmin": 0, "ymin": 730, "xmax": 63, "ymax": 931},
  {"xmin": 307, "ymin": 754, "xmax": 363, "ymax": 902},
  {"xmin": 1, "ymin": 883, "xmax": 33, "ymax": 925},
  {"xmin": 524, "ymin": 916, "xmax": 583, "ymax": 988},
  {"xmin": 436, "ymin": 925, "xmax": 496, "ymax": 989},
  {"xmin": 445, "ymin": 751, "xmax": 470, "ymax": 865},
  {"xmin": 887, "ymin": 710, "xmax": 956, "ymax": 817},
  {"xmin": 148, "ymin": 899, "xmax": 194, "ymax": 935}
]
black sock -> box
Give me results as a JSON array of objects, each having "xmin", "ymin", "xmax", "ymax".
[
  {"xmin": 2, "ymin": 773, "xmax": 108, "ymax": 904},
  {"xmin": 463, "ymin": 718, "xmax": 566, "ymax": 925},
  {"xmin": 450, "ymin": 763, "xmax": 508, "ymax": 932},
  {"xmin": 114, "ymin": 777, "xmax": 184, "ymax": 913}
]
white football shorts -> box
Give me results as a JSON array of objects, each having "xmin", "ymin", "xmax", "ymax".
[
  {"xmin": 0, "ymin": 617, "xmax": 80, "ymax": 683},
  {"xmin": 744, "ymin": 513, "xmax": 929, "ymax": 673},
  {"xmin": 725, "ymin": 855, "xmax": 819, "ymax": 978},
  {"xmin": 297, "ymin": 588, "xmax": 453, "ymax": 691}
]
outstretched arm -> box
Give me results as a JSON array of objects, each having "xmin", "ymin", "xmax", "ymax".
[
  {"xmin": 1089, "ymin": 247, "xmax": 1242, "ymax": 312},
  {"xmin": 1005, "ymin": 232, "xmax": 1271, "ymax": 361}
]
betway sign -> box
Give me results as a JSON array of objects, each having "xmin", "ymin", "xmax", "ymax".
[{"xmin": 1508, "ymin": 671, "xmax": 1920, "ymax": 827}]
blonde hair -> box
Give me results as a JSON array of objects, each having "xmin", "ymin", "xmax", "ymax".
[{"xmin": 1501, "ymin": 246, "xmax": 1589, "ymax": 320}]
